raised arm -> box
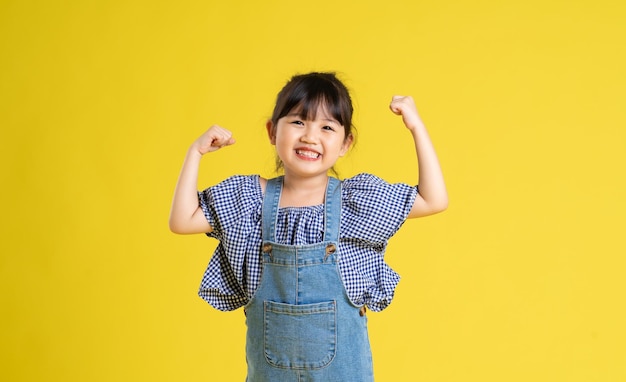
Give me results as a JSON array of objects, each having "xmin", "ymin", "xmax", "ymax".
[
  {"xmin": 389, "ymin": 96, "xmax": 448, "ymax": 218},
  {"xmin": 169, "ymin": 125, "xmax": 235, "ymax": 234}
]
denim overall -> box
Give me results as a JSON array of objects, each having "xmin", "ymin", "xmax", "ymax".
[{"xmin": 244, "ymin": 177, "xmax": 374, "ymax": 381}]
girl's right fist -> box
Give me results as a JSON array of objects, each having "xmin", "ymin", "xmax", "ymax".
[{"xmin": 193, "ymin": 125, "xmax": 236, "ymax": 155}]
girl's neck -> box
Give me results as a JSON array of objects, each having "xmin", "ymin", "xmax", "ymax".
[{"xmin": 279, "ymin": 174, "xmax": 329, "ymax": 207}]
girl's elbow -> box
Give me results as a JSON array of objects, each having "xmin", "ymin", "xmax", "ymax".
[
  {"xmin": 435, "ymin": 203, "xmax": 448, "ymax": 215},
  {"xmin": 169, "ymin": 217, "xmax": 190, "ymax": 234},
  {"xmin": 423, "ymin": 197, "xmax": 449, "ymax": 217},
  {"xmin": 169, "ymin": 219, "xmax": 185, "ymax": 234},
  {"xmin": 168, "ymin": 217, "xmax": 212, "ymax": 235},
  {"xmin": 436, "ymin": 196, "xmax": 449, "ymax": 213},
  {"xmin": 425, "ymin": 201, "xmax": 448, "ymax": 216}
]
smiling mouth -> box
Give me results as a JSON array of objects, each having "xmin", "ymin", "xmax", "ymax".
[{"xmin": 296, "ymin": 149, "xmax": 321, "ymax": 159}]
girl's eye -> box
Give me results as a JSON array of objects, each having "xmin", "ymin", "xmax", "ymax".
[
  {"xmin": 291, "ymin": 120, "xmax": 304, "ymax": 126},
  {"xmin": 322, "ymin": 125, "xmax": 335, "ymax": 131}
]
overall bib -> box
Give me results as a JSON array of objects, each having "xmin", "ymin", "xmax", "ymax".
[{"xmin": 244, "ymin": 177, "xmax": 374, "ymax": 382}]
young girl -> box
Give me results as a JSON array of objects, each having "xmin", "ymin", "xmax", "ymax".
[{"xmin": 169, "ymin": 72, "xmax": 448, "ymax": 381}]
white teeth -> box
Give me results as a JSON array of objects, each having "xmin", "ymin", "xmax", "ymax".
[{"xmin": 296, "ymin": 149, "xmax": 320, "ymax": 159}]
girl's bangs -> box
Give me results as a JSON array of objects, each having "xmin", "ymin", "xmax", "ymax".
[{"xmin": 291, "ymin": 95, "xmax": 344, "ymax": 125}]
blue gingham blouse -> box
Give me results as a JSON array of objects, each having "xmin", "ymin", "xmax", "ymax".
[{"xmin": 198, "ymin": 173, "xmax": 418, "ymax": 312}]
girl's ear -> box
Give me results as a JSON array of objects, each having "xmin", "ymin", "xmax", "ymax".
[
  {"xmin": 339, "ymin": 134, "xmax": 354, "ymax": 156},
  {"xmin": 266, "ymin": 120, "xmax": 276, "ymax": 145}
]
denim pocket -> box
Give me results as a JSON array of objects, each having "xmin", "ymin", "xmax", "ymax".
[{"xmin": 264, "ymin": 300, "xmax": 336, "ymax": 370}]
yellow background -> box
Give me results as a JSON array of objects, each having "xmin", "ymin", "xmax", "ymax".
[{"xmin": 1, "ymin": 0, "xmax": 625, "ymax": 380}]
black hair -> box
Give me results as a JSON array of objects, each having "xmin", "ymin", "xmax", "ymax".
[
  {"xmin": 269, "ymin": 72, "xmax": 356, "ymax": 174},
  {"xmin": 269, "ymin": 72, "xmax": 355, "ymax": 142}
]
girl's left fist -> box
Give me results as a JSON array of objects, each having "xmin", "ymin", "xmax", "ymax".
[{"xmin": 389, "ymin": 95, "xmax": 423, "ymax": 130}]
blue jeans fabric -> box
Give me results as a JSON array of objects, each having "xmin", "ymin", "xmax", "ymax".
[{"xmin": 244, "ymin": 177, "xmax": 374, "ymax": 381}]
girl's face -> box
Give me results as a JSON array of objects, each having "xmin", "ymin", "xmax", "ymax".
[{"xmin": 267, "ymin": 105, "xmax": 353, "ymax": 180}]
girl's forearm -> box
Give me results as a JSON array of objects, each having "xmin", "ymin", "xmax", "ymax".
[
  {"xmin": 409, "ymin": 124, "xmax": 448, "ymax": 218},
  {"xmin": 169, "ymin": 148, "xmax": 212, "ymax": 234},
  {"xmin": 169, "ymin": 125, "xmax": 235, "ymax": 234}
]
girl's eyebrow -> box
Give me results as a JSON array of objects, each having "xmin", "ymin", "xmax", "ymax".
[
  {"xmin": 285, "ymin": 113, "xmax": 339, "ymax": 123},
  {"xmin": 319, "ymin": 118, "xmax": 340, "ymax": 125}
]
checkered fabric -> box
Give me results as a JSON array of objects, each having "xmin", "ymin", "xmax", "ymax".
[{"xmin": 197, "ymin": 173, "xmax": 418, "ymax": 312}]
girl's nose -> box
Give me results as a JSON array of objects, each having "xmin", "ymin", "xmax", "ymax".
[{"xmin": 300, "ymin": 127, "xmax": 318, "ymax": 143}]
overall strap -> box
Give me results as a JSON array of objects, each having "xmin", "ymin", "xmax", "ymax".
[
  {"xmin": 323, "ymin": 177, "xmax": 341, "ymax": 243},
  {"xmin": 261, "ymin": 176, "xmax": 342, "ymax": 243},
  {"xmin": 262, "ymin": 176, "xmax": 283, "ymax": 242}
]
